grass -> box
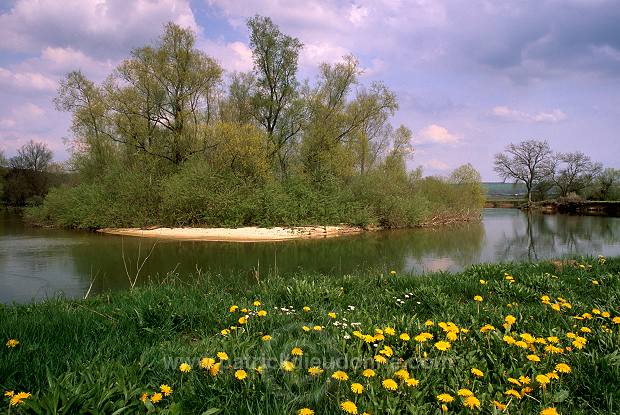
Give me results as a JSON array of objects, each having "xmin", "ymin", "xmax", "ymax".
[{"xmin": 1, "ymin": 257, "xmax": 619, "ymax": 414}]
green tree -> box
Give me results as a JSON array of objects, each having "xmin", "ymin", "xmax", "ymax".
[
  {"xmin": 551, "ymin": 151, "xmax": 602, "ymax": 197},
  {"xmin": 494, "ymin": 140, "xmax": 553, "ymax": 204},
  {"xmin": 9, "ymin": 140, "xmax": 53, "ymax": 172}
]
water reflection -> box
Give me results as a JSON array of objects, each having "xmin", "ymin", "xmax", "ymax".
[{"xmin": 1, "ymin": 209, "xmax": 620, "ymax": 303}]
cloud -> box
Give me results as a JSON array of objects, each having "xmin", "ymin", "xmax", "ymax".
[
  {"xmin": 0, "ymin": 67, "xmax": 57, "ymax": 91},
  {"xmin": 488, "ymin": 106, "xmax": 567, "ymax": 123},
  {"xmin": 200, "ymin": 40, "xmax": 253, "ymax": 72},
  {"xmin": 416, "ymin": 124, "xmax": 461, "ymax": 144},
  {"xmin": 422, "ymin": 159, "xmax": 450, "ymax": 171},
  {"xmin": 348, "ymin": 5, "xmax": 369, "ymax": 27}
]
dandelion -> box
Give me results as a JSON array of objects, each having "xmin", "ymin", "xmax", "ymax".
[
  {"xmin": 406, "ymin": 378, "xmax": 420, "ymax": 388},
  {"xmin": 390, "ymin": 270, "xmax": 397, "ymax": 276},
  {"xmin": 479, "ymin": 279, "xmax": 487, "ymax": 284},
  {"xmin": 291, "ymin": 347, "xmax": 304, "ymax": 356},
  {"xmin": 400, "ymin": 333, "xmax": 410, "ymax": 341},
  {"xmin": 257, "ymin": 310, "xmax": 267, "ymax": 317},
  {"xmin": 395, "ymin": 369, "xmax": 410, "ymax": 380},
  {"xmin": 340, "ymin": 400, "xmax": 358, "ymax": 414},
  {"xmin": 255, "ymin": 366, "xmax": 264, "ymax": 374},
  {"xmin": 434, "ymin": 341, "xmax": 451, "ymax": 351},
  {"xmin": 415, "ymin": 332, "xmax": 433, "ymax": 342},
  {"xmin": 505, "ymin": 389, "xmax": 522, "ymax": 399},
  {"xmin": 555, "ymin": 363, "xmax": 571, "ymax": 373},
  {"xmin": 540, "ymin": 408, "xmax": 560, "ymax": 415},
  {"xmin": 298, "ymin": 408, "xmax": 315, "ymax": 415},
  {"xmin": 140, "ymin": 392, "xmax": 148, "ymax": 403},
  {"xmin": 160, "ymin": 384, "xmax": 172, "ymax": 396},
  {"xmin": 229, "ymin": 305, "xmax": 238, "ymax": 312},
  {"xmin": 480, "ymin": 324, "xmax": 496, "ymax": 333},
  {"xmin": 536, "ymin": 374, "xmax": 550, "ymax": 387},
  {"xmin": 425, "ymin": 320, "xmax": 435, "ymax": 326},
  {"xmin": 471, "ymin": 368, "xmax": 484, "ymax": 378},
  {"xmin": 527, "ymin": 354, "xmax": 541, "ymax": 362},
  {"xmin": 458, "ymin": 388, "xmax": 474, "ymax": 397},
  {"xmin": 362, "ymin": 368, "xmax": 376, "ymax": 378},
  {"xmin": 374, "ymin": 355, "xmax": 388, "ymax": 364},
  {"xmin": 351, "ymin": 383, "xmax": 364, "ymax": 394},
  {"xmin": 505, "ymin": 315, "xmax": 517, "ymax": 325},
  {"xmin": 179, "ymin": 362, "xmax": 191, "ymax": 373},
  {"xmin": 200, "ymin": 357, "xmax": 215, "ymax": 369},
  {"xmin": 150, "ymin": 392, "xmax": 162, "ymax": 404},
  {"xmin": 474, "ymin": 295, "xmax": 483, "ymax": 302},
  {"xmin": 519, "ymin": 375, "xmax": 531, "ymax": 385},
  {"xmin": 328, "ymin": 312, "xmax": 337, "ymax": 319},
  {"xmin": 493, "ymin": 401, "xmax": 507, "ymax": 410},
  {"xmin": 281, "ymin": 361, "xmax": 295, "ymax": 372},
  {"xmin": 313, "ymin": 325, "xmax": 322, "ymax": 331},
  {"xmin": 238, "ymin": 316, "xmax": 248, "ymax": 325},
  {"xmin": 308, "ymin": 366, "xmax": 324, "ymax": 376},
  {"xmin": 253, "ymin": 300, "xmax": 261, "ymax": 306},
  {"xmin": 235, "ymin": 369, "xmax": 248, "ymax": 380},
  {"xmin": 220, "ymin": 329, "xmax": 230, "ymax": 336},
  {"xmin": 210, "ymin": 362, "xmax": 221, "ymax": 376},
  {"xmin": 332, "ymin": 371, "xmax": 349, "ymax": 381},
  {"xmin": 5, "ymin": 339, "xmax": 18, "ymax": 348},
  {"xmin": 437, "ymin": 393, "xmax": 454, "ymax": 403},
  {"xmin": 382, "ymin": 378, "xmax": 398, "ymax": 391},
  {"xmin": 217, "ymin": 352, "xmax": 229, "ymax": 361},
  {"xmin": 262, "ymin": 335, "xmax": 272, "ymax": 341},
  {"xmin": 463, "ymin": 395, "xmax": 480, "ymax": 409},
  {"xmin": 384, "ymin": 327, "xmax": 396, "ymax": 336},
  {"xmin": 9, "ymin": 392, "xmax": 30, "ymax": 406},
  {"xmin": 303, "ymin": 306, "xmax": 311, "ymax": 312},
  {"xmin": 303, "ymin": 326, "xmax": 311, "ymax": 332},
  {"xmin": 4, "ymin": 391, "xmax": 15, "ymax": 398}
]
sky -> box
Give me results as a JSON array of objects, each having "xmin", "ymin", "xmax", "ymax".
[{"xmin": 0, "ymin": 0, "xmax": 619, "ymax": 180}]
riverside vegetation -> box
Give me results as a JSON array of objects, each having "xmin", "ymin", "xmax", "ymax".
[
  {"xmin": 26, "ymin": 17, "xmax": 484, "ymax": 230},
  {"xmin": 2, "ymin": 256, "xmax": 620, "ymax": 414}
]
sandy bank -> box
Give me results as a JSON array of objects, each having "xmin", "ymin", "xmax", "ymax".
[{"xmin": 97, "ymin": 225, "xmax": 364, "ymax": 242}]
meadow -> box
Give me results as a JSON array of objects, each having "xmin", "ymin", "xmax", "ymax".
[{"xmin": 1, "ymin": 256, "xmax": 619, "ymax": 414}]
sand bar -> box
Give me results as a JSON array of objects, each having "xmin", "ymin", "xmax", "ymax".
[{"xmin": 98, "ymin": 225, "xmax": 364, "ymax": 242}]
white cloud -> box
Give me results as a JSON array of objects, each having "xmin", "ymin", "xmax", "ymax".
[
  {"xmin": 416, "ymin": 124, "xmax": 461, "ymax": 144},
  {"xmin": 301, "ymin": 42, "xmax": 350, "ymax": 67},
  {"xmin": 488, "ymin": 106, "xmax": 567, "ymax": 123},
  {"xmin": 0, "ymin": 67, "xmax": 57, "ymax": 91},
  {"xmin": 200, "ymin": 40, "xmax": 253, "ymax": 72},
  {"xmin": 348, "ymin": 5, "xmax": 369, "ymax": 26},
  {"xmin": 423, "ymin": 159, "xmax": 450, "ymax": 170}
]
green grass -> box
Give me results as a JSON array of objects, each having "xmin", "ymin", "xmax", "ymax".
[{"xmin": 1, "ymin": 257, "xmax": 619, "ymax": 414}]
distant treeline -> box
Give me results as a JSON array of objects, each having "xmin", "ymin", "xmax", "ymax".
[{"xmin": 24, "ymin": 18, "xmax": 484, "ymax": 229}]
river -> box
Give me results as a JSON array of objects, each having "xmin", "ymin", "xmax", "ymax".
[{"xmin": 1, "ymin": 208, "xmax": 620, "ymax": 303}]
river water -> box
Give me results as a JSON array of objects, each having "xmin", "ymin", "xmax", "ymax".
[{"xmin": 1, "ymin": 209, "xmax": 620, "ymax": 303}]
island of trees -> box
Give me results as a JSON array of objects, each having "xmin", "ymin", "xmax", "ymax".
[{"xmin": 19, "ymin": 17, "xmax": 485, "ymax": 229}]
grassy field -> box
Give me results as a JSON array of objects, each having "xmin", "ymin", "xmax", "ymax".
[{"xmin": 1, "ymin": 257, "xmax": 619, "ymax": 414}]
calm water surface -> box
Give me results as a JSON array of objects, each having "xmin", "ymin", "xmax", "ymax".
[{"xmin": 1, "ymin": 208, "xmax": 620, "ymax": 303}]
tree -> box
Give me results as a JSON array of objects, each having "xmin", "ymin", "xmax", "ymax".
[
  {"xmin": 247, "ymin": 15, "xmax": 303, "ymax": 174},
  {"xmin": 550, "ymin": 151, "xmax": 602, "ymax": 197},
  {"xmin": 9, "ymin": 141, "xmax": 53, "ymax": 172},
  {"xmin": 0, "ymin": 150, "xmax": 7, "ymax": 167},
  {"xmin": 494, "ymin": 140, "xmax": 553, "ymax": 204},
  {"xmin": 592, "ymin": 168, "xmax": 620, "ymax": 200}
]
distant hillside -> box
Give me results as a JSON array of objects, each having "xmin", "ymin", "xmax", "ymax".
[{"xmin": 483, "ymin": 182, "xmax": 527, "ymax": 200}]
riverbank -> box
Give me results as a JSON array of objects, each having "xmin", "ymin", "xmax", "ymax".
[
  {"xmin": 528, "ymin": 200, "xmax": 620, "ymax": 216},
  {"xmin": 2, "ymin": 257, "xmax": 619, "ymax": 414},
  {"xmin": 98, "ymin": 224, "xmax": 366, "ymax": 242}
]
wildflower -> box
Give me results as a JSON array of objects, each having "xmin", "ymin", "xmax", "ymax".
[
  {"xmin": 229, "ymin": 305, "xmax": 238, "ymax": 312},
  {"xmin": 303, "ymin": 306, "xmax": 311, "ymax": 312},
  {"xmin": 390, "ymin": 270, "xmax": 397, "ymax": 276},
  {"xmin": 255, "ymin": 366, "xmax": 263, "ymax": 374},
  {"xmin": 238, "ymin": 316, "xmax": 248, "ymax": 325},
  {"xmin": 328, "ymin": 312, "xmax": 337, "ymax": 319},
  {"xmin": 210, "ymin": 362, "xmax": 221, "ymax": 376},
  {"xmin": 505, "ymin": 315, "xmax": 517, "ymax": 325},
  {"xmin": 474, "ymin": 295, "xmax": 483, "ymax": 302},
  {"xmin": 332, "ymin": 371, "xmax": 349, "ymax": 381},
  {"xmin": 572, "ymin": 337, "xmax": 587, "ymax": 349},
  {"xmin": 425, "ymin": 320, "xmax": 435, "ymax": 326},
  {"xmin": 241, "ymin": 308, "xmax": 248, "ymax": 313},
  {"xmin": 519, "ymin": 375, "xmax": 531, "ymax": 385},
  {"xmin": 505, "ymin": 389, "xmax": 522, "ymax": 399},
  {"xmin": 592, "ymin": 280, "xmax": 599, "ymax": 285},
  {"xmin": 281, "ymin": 361, "xmax": 295, "ymax": 372},
  {"xmin": 140, "ymin": 392, "xmax": 148, "ymax": 403},
  {"xmin": 303, "ymin": 326, "xmax": 311, "ymax": 332},
  {"xmin": 257, "ymin": 310, "xmax": 268, "ymax": 317},
  {"xmin": 406, "ymin": 378, "xmax": 420, "ymax": 388},
  {"xmin": 374, "ymin": 355, "xmax": 388, "ymax": 364},
  {"xmin": 5, "ymin": 339, "xmax": 18, "ymax": 348},
  {"xmin": 395, "ymin": 369, "xmax": 410, "ymax": 380},
  {"xmin": 493, "ymin": 400, "xmax": 507, "ymax": 410},
  {"xmin": 4, "ymin": 391, "xmax": 15, "ymax": 398},
  {"xmin": 415, "ymin": 332, "xmax": 433, "ymax": 342},
  {"xmin": 298, "ymin": 408, "xmax": 315, "ymax": 415},
  {"xmin": 380, "ymin": 345, "xmax": 394, "ymax": 357},
  {"xmin": 179, "ymin": 363, "xmax": 191, "ymax": 373},
  {"xmin": 253, "ymin": 300, "xmax": 261, "ymax": 306},
  {"xmin": 547, "ymin": 371, "xmax": 559, "ymax": 380},
  {"xmin": 262, "ymin": 335, "xmax": 272, "ymax": 341},
  {"xmin": 308, "ymin": 366, "xmax": 324, "ymax": 376},
  {"xmin": 220, "ymin": 328, "xmax": 230, "ymax": 336},
  {"xmin": 235, "ymin": 369, "xmax": 248, "ymax": 380},
  {"xmin": 160, "ymin": 384, "xmax": 172, "ymax": 396},
  {"xmin": 540, "ymin": 408, "xmax": 560, "ymax": 415},
  {"xmin": 291, "ymin": 347, "xmax": 304, "ymax": 356},
  {"xmin": 384, "ymin": 327, "xmax": 396, "ymax": 336},
  {"xmin": 463, "ymin": 396, "xmax": 480, "ymax": 409},
  {"xmin": 479, "ymin": 279, "xmax": 487, "ymax": 284},
  {"xmin": 151, "ymin": 392, "xmax": 162, "ymax": 404},
  {"xmin": 514, "ymin": 340, "xmax": 528, "ymax": 349},
  {"xmin": 434, "ymin": 341, "xmax": 451, "ymax": 351},
  {"xmin": 400, "ymin": 333, "xmax": 410, "ymax": 341},
  {"xmin": 503, "ymin": 335, "xmax": 515, "ymax": 344},
  {"xmin": 382, "ymin": 378, "xmax": 398, "ymax": 391},
  {"xmin": 200, "ymin": 357, "xmax": 215, "ymax": 369},
  {"xmin": 508, "ymin": 377, "xmax": 521, "ymax": 386},
  {"xmin": 471, "ymin": 368, "xmax": 484, "ymax": 378},
  {"xmin": 536, "ymin": 374, "xmax": 550, "ymax": 387},
  {"xmin": 446, "ymin": 331, "xmax": 458, "ymax": 341},
  {"xmin": 340, "ymin": 400, "xmax": 358, "ymax": 414},
  {"xmin": 313, "ymin": 325, "xmax": 322, "ymax": 331},
  {"xmin": 527, "ymin": 354, "xmax": 541, "ymax": 362},
  {"xmin": 555, "ymin": 363, "xmax": 571, "ymax": 373},
  {"xmin": 217, "ymin": 352, "xmax": 229, "ymax": 361},
  {"xmin": 602, "ymin": 311, "xmax": 610, "ymax": 318},
  {"xmin": 441, "ymin": 404, "xmax": 448, "ymax": 412},
  {"xmin": 9, "ymin": 392, "xmax": 30, "ymax": 406},
  {"xmin": 545, "ymin": 344, "xmax": 564, "ymax": 354},
  {"xmin": 351, "ymin": 383, "xmax": 364, "ymax": 394},
  {"xmin": 480, "ymin": 324, "xmax": 496, "ymax": 333},
  {"xmin": 458, "ymin": 388, "xmax": 474, "ymax": 397},
  {"xmin": 437, "ymin": 393, "xmax": 454, "ymax": 403},
  {"xmin": 362, "ymin": 368, "xmax": 376, "ymax": 378}
]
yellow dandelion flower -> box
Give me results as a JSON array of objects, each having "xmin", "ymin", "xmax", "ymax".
[
  {"xmin": 508, "ymin": 377, "xmax": 521, "ymax": 386},
  {"xmin": 150, "ymin": 392, "xmax": 162, "ymax": 404},
  {"xmin": 5, "ymin": 339, "xmax": 19, "ymax": 348},
  {"xmin": 479, "ymin": 279, "xmax": 487, "ymax": 284},
  {"xmin": 200, "ymin": 357, "xmax": 215, "ymax": 369},
  {"xmin": 217, "ymin": 352, "xmax": 229, "ymax": 361},
  {"xmin": 480, "ymin": 324, "xmax": 496, "ymax": 333},
  {"xmin": 395, "ymin": 369, "xmax": 410, "ymax": 380},
  {"xmin": 493, "ymin": 400, "xmax": 507, "ymax": 410},
  {"xmin": 351, "ymin": 383, "xmax": 364, "ymax": 394},
  {"xmin": 536, "ymin": 374, "xmax": 550, "ymax": 386},
  {"xmin": 425, "ymin": 320, "xmax": 435, "ymax": 326},
  {"xmin": 519, "ymin": 375, "xmax": 531, "ymax": 385},
  {"xmin": 220, "ymin": 328, "xmax": 230, "ymax": 336},
  {"xmin": 179, "ymin": 363, "xmax": 191, "ymax": 373},
  {"xmin": 281, "ymin": 361, "xmax": 295, "ymax": 372},
  {"xmin": 332, "ymin": 371, "xmax": 349, "ymax": 381},
  {"xmin": 406, "ymin": 378, "xmax": 420, "ymax": 388},
  {"xmin": 253, "ymin": 300, "xmax": 261, "ymax": 306},
  {"xmin": 505, "ymin": 389, "xmax": 522, "ymax": 399},
  {"xmin": 238, "ymin": 316, "xmax": 248, "ymax": 325},
  {"xmin": 384, "ymin": 327, "xmax": 396, "ymax": 336},
  {"xmin": 308, "ymin": 366, "xmax": 324, "ymax": 376},
  {"xmin": 380, "ymin": 345, "xmax": 394, "ymax": 357},
  {"xmin": 503, "ymin": 335, "xmax": 515, "ymax": 344},
  {"xmin": 257, "ymin": 310, "xmax": 267, "ymax": 317},
  {"xmin": 471, "ymin": 368, "xmax": 484, "ymax": 377},
  {"xmin": 555, "ymin": 363, "xmax": 571, "ymax": 373},
  {"xmin": 374, "ymin": 355, "xmax": 388, "ymax": 364},
  {"xmin": 340, "ymin": 400, "xmax": 358, "ymax": 414},
  {"xmin": 463, "ymin": 395, "xmax": 480, "ymax": 409},
  {"xmin": 474, "ymin": 295, "xmax": 483, "ymax": 302},
  {"xmin": 302, "ymin": 326, "xmax": 311, "ymax": 332},
  {"xmin": 434, "ymin": 341, "xmax": 451, "ymax": 351},
  {"xmin": 458, "ymin": 388, "xmax": 473, "ymax": 397},
  {"xmin": 540, "ymin": 407, "xmax": 560, "ymax": 415},
  {"xmin": 261, "ymin": 334, "xmax": 272, "ymax": 341},
  {"xmin": 400, "ymin": 332, "xmax": 410, "ymax": 341},
  {"xmin": 527, "ymin": 354, "xmax": 541, "ymax": 362},
  {"xmin": 298, "ymin": 408, "xmax": 315, "ymax": 415},
  {"xmin": 235, "ymin": 369, "xmax": 248, "ymax": 380},
  {"xmin": 382, "ymin": 378, "xmax": 398, "ymax": 391},
  {"xmin": 209, "ymin": 362, "xmax": 221, "ymax": 376},
  {"xmin": 140, "ymin": 392, "xmax": 148, "ymax": 403},
  {"xmin": 291, "ymin": 347, "xmax": 304, "ymax": 356},
  {"xmin": 328, "ymin": 312, "xmax": 337, "ymax": 319},
  {"xmin": 437, "ymin": 393, "xmax": 454, "ymax": 403},
  {"xmin": 229, "ymin": 305, "xmax": 238, "ymax": 312},
  {"xmin": 4, "ymin": 391, "xmax": 15, "ymax": 398},
  {"xmin": 362, "ymin": 368, "xmax": 376, "ymax": 377},
  {"xmin": 255, "ymin": 366, "xmax": 264, "ymax": 374},
  {"xmin": 313, "ymin": 325, "xmax": 322, "ymax": 331},
  {"xmin": 505, "ymin": 315, "xmax": 517, "ymax": 325},
  {"xmin": 547, "ymin": 371, "xmax": 559, "ymax": 380},
  {"xmin": 160, "ymin": 384, "xmax": 172, "ymax": 396}
]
